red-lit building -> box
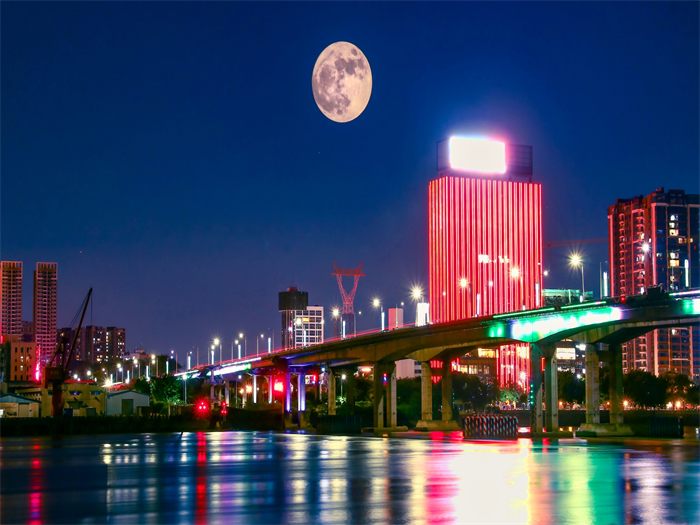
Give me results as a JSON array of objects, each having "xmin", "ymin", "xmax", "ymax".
[{"xmin": 428, "ymin": 137, "xmax": 543, "ymax": 388}]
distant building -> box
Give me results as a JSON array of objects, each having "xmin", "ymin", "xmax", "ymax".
[
  {"xmin": 278, "ymin": 287, "xmax": 324, "ymax": 349},
  {"xmin": 106, "ymin": 390, "xmax": 149, "ymax": 416},
  {"xmin": 459, "ymin": 349, "xmax": 498, "ymax": 381},
  {"xmin": 415, "ymin": 302, "xmax": 430, "ymax": 326},
  {"xmin": 1, "ymin": 261, "xmax": 23, "ymax": 339},
  {"xmin": 22, "ymin": 321, "xmax": 34, "ymax": 343},
  {"xmin": 555, "ymin": 340, "xmax": 585, "ymax": 375},
  {"xmin": 388, "ymin": 308, "xmax": 404, "ymax": 330},
  {"xmin": 0, "ymin": 393, "xmax": 40, "ymax": 418},
  {"xmin": 608, "ymin": 188, "xmax": 699, "ymax": 379},
  {"xmin": 543, "ymin": 288, "xmax": 594, "ymax": 306},
  {"xmin": 34, "ymin": 262, "xmax": 58, "ymax": 365},
  {"xmin": 396, "ymin": 359, "xmax": 422, "ymax": 379},
  {"xmin": 8, "ymin": 341, "xmax": 38, "ymax": 383},
  {"xmin": 106, "ymin": 327, "xmax": 126, "ymax": 360}
]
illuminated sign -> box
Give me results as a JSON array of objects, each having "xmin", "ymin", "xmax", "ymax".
[
  {"xmin": 556, "ymin": 347, "xmax": 576, "ymax": 360},
  {"xmin": 446, "ymin": 137, "xmax": 506, "ymax": 174}
]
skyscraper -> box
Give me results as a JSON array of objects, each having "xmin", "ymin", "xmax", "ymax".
[
  {"xmin": 608, "ymin": 188, "xmax": 699, "ymax": 379},
  {"xmin": 34, "ymin": 262, "xmax": 58, "ymax": 365},
  {"xmin": 428, "ymin": 137, "xmax": 543, "ymax": 387},
  {"xmin": 1, "ymin": 261, "xmax": 23, "ymax": 339}
]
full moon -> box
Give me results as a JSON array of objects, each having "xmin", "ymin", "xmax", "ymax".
[{"xmin": 312, "ymin": 42, "xmax": 372, "ymax": 123}]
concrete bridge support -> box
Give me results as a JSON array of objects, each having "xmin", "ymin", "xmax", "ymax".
[
  {"xmin": 284, "ymin": 372, "xmax": 292, "ymax": 413},
  {"xmin": 608, "ymin": 344, "xmax": 623, "ymax": 424},
  {"xmin": 252, "ymin": 375, "xmax": 257, "ymax": 404},
  {"xmin": 529, "ymin": 344, "xmax": 543, "ymax": 434},
  {"xmin": 373, "ymin": 364, "xmax": 385, "ymax": 429},
  {"xmin": 585, "ymin": 344, "xmax": 600, "ymax": 425},
  {"xmin": 441, "ymin": 359, "xmax": 453, "ymax": 421},
  {"xmin": 541, "ymin": 344, "xmax": 558, "ymax": 432},
  {"xmin": 327, "ymin": 368, "xmax": 336, "ymax": 415},
  {"xmin": 387, "ymin": 363, "xmax": 397, "ymax": 428},
  {"xmin": 347, "ymin": 369, "xmax": 356, "ymax": 415},
  {"xmin": 578, "ymin": 343, "xmax": 633, "ymax": 437},
  {"xmin": 297, "ymin": 373, "xmax": 306, "ymax": 427},
  {"xmin": 421, "ymin": 362, "xmax": 432, "ymax": 422}
]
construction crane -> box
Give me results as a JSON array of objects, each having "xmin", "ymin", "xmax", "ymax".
[
  {"xmin": 543, "ymin": 238, "xmax": 607, "ymax": 248},
  {"xmin": 44, "ymin": 288, "xmax": 92, "ymax": 417}
]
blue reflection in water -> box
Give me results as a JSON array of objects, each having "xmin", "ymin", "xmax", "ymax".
[{"xmin": 0, "ymin": 433, "xmax": 698, "ymax": 524}]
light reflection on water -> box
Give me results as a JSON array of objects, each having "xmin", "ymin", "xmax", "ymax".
[{"xmin": 0, "ymin": 432, "xmax": 698, "ymax": 524}]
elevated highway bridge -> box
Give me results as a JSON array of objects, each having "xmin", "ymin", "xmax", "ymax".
[{"xmin": 180, "ymin": 290, "xmax": 700, "ymax": 435}]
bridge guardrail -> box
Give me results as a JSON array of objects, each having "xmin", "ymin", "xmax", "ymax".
[{"xmin": 463, "ymin": 415, "xmax": 518, "ymax": 440}]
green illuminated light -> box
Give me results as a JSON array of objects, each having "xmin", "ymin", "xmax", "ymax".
[
  {"xmin": 683, "ymin": 299, "xmax": 700, "ymax": 315},
  {"xmin": 560, "ymin": 300, "xmax": 606, "ymax": 310},
  {"xmin": 493, "ymin": 307, "xmax": 555, "ymax": 320},
  {"xmin": 507, "ymin": 307, "xmax": 623, "ymax": 342}
]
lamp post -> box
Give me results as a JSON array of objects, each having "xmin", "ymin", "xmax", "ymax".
[
  {"xmin": 341, "ymin": 373, "xmax": 346, "ymax": 400},
  {"xmin": 373, "ymin": 298, "xmax": 385, "ymax": 331},
  {"xmin": 211, "ymin": 345, "xmax": 215, "ymax": 365},
  {"xmin": 332, "ymin": 308, "xmax": 340, "ymax": 339},
  {"xmin": 171, "ymin": 349, "xmax": 176, "ymax": 375},
  {"xmin": 151, "ymin": 354, "xmax": 157, "ymax": 377},
  {"xmin": 459, "ymin": 278, "xmax": 468, "ymax": 317},
  {"xmin": 117, "ymin": 363, "xmax": 122, "ymax": 382},
  {"xmin": 214, "ymin": 338, "xmax": 221, "ymax": 363},
  {"xmin": 257, "ymin": 334, "xmax": 264, "ymax": 356},
  {"xmin": 235, "ymin": 339, "xmax": 241, "ymax": 359},
  {"xmin": 570, "ymin": 255, "xmax": 585, "ymax": 302},
  {"xmin": 239, "ymin": 333, "xmax": 246, "ymax": 359}
]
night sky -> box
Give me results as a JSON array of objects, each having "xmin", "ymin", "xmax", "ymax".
[{"xmin": 3, "ymin": 2, "xmax": 698, "ymax": 361}]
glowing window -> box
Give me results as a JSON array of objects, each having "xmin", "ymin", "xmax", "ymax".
[
  {"xmin": 449, "ymin": 137, "xmax": 506, "ymax": 174},
  {"xmin": 670, "ymin": 260, "xmax": 680, "ymax": 267},
  {"xmin": 669, "ymin": 229, "xmax": 679, "ymax": 237}
]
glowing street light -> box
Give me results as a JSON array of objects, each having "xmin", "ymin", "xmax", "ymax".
[
  {"xmin": 214, "ymin": 338, "xmax": 222, "ymax": 363},
  {"xmin": 372, "ymin": 298, "xmax": 385, "ymax": 331},
  {"xmin": 642, "ymin": 243, "xmax": 650, "ymax": 253},
  {"xmin": 569, "ymin": 255, "xmax": 585, "ymax": 302},
  {"xmin": 412, "ymin": 287, "xmax": 422, "ymax": 301}
]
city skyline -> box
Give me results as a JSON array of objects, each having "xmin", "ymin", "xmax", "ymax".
[{"xmin": 2, "ymin": 2, "xmax": 697, "ymax": 362}]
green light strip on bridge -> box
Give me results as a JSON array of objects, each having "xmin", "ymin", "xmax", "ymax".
[
  {"xmin": 507, "ymin": 307, "xmax": 623, "ymax": 343},
  {"xmin": 492, "ymin": 307, "xmax": 555, "ymax": 320},
  {"xmin": 560, "ymin": 300, "xmax": 606, "ymax": 310},
  {"xmin": 683, "ymin": 299, "xmax": 700, "ymax": 315}
]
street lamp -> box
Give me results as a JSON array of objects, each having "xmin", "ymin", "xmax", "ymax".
[
  {"xmin": 117, "ymin": 363, "xmax": 122, "ymax": 382},
  {"xmin": 257, "ymin": 334, "xmax": 264, "ymax": 356},
  {"xmin": 372, "ymin": 298, "xmax": 385, "ymax": 331},
  {"xmin": 570, "ymin": 255, "xmax": 585, "ymax": 302},
  {"xmin": 214, "ymin": 338, "xmax": 221, "ymax": 363},
  {"xmin": 235, "ymin": 339, "xmax": 241, "ymax": 359},
  {"xmin": 341, "ymin": 373, "xmax": 347, "ymax": 399},
  {"xmin": 151, "ymin": 354, "xmax": 157, "ymax": 377},
  {"xmin": 239, "ymin": 333, "xmax": 246, "ymax": 358},
  {"xmin": 412, "ymin": 287, "xmax": 422, "ymax": 301},
  {"xmin": 211, "ymin": 345, "xmax": 215, "ymax": 365}
]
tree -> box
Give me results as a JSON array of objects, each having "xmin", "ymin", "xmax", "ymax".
[
  {"xmin": 133, "ymin": 377, "xmax": 150, "ymax": 395},
  {"xmin": 150, "ymin": 375, "xmax": 182, "ymax": 405},
  {"xmin": 558, "ymin": 371, "xmax": 585, "ymax": 404},
  {"xmin": 453, "ymin": 375, "xmax": 494, "ymax": 412},
  {"xmin": 499, "ymin": 383, "xmax": 520, "ymax": 405},
  {"xmin": 623, "ymin": 370, "xmax": 666, "ymax": 408}
]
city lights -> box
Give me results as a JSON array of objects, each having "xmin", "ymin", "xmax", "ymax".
[
  {"xmin": 460, "ymin": 278, "xmax": 467, "ymax": 288},
  {"xmin": 641, "ymin": 243, "xmax": 650, "ymax": 253},
  {"xmin": 412, "ymin": 287, "xmax": 422, "ymax": 300}
]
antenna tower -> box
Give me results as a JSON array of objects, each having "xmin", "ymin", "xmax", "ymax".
[{"xmin": 331, "ymin": 262, "xmax": 365, "ymax": 337}]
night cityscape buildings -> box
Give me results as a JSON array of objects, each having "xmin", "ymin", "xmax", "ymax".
[
  {"xmin": 608, "ymin": 187, "xmax": 700, "ymax": 379},
  {"xmin": 429, "ymin": 138, "xmax": 542, "ymax": 387},
  {"xmin": 1, "ymin": 261, "xmax": 23, "ymax": 339},
  {"xmin": 33, "ymin": 262, "xmax": 57, "ymax": 366}
]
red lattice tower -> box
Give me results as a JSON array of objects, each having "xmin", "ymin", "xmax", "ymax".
[{"xmin": 331, "ymin": 262, "xmax": 365, "ymax": 315}]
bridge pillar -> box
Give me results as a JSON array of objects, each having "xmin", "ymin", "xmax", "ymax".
[
  {"xmin": 298, "ymin": 373, "xmax": 306, "ymax": 427},
  {"xmin": 327, "ymin": 368, "xmax": 336, "ymax": 415},
  {"xmin": 585, "ymin": 344, "xmax": 600, "ymax": 424},
  {"xmin": 541, "ymin": 344, "xmax": 558, "ymax": 432},
  {"xmin": 608, "ymin": 344, "xmax": 624, "ymax": 425},
  {"xmin": 387, "ymin": 363, "xmax": 397, "ymax": 428},
  {"xmin": 529, "ymin": 344, "xmax": 543, "ymax": 434},
  {"xmin": 441, "ymin": 359, "xmax": 453, "ymax": 421},
  {"xmin": 347, "ymin": 369, "xmax": 356, "ymax": 415},
  {"xmin": 268, "ymin": 376, "xmax": 273, "ymax": 404},
  {"xmin": 421, "ymin": 362, "xmax": 433, "ymax": 422},
  {"xmin": 373, "ymin": 364, "xmax": 385, "ymax": 429},
  {"xmin": 252, "ymin": 375, "xmax": 257, "ymax": 404},
  {"xmin": 285, "ymin": 372, "xmax": 292, "ymax": 413}
]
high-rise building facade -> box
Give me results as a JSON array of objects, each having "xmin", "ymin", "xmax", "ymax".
[
  {"xmin": 289, "ymin": 306, "xmax": 324, "ymax": 348},
  {"xmin": 608, "ymin": 188, "xmax": 699, "ymax": 379},
  {"xmin": 106, "ymin": 327, "xmax": 126, "ymax": 361},
  {"xmin": 428, "ymin": 137, "xmax": 543, "ymax": 387},
  {"xmin": 1, "ymin": 261, "xmax": 23, "ymax": 339},
  {"xmin": 34, "ymin": 262, "xmax": 58, "ymax": 365}
]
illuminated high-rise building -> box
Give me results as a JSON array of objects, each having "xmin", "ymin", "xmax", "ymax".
[
  {"xmin": 428, "ymin": 137, "xmax": 543, "ymax": 387},
  {"xmin": 1, "ymin": 261, "xmax": 23, "ymax": 339},
  {"xmin": 34, "ymin": 262, "xmax": 58, "ymax": 365},
  {"xmin": 608, "ymin": 188, "xmax": 699, "ymax": 379}
]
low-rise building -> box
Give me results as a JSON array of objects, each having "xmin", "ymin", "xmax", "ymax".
[
  {"xmin": 0, "ymin": 392, "xmax": 40, "ymax": 418},
  {"xmin": 37, "ymin": 381, "xmax": 106, "ymax": 417},
  {"xmin": 106, "ymin": 390, "xmax": 150, "ymax": 416},
  {"xmin": 9, "ymin": 340, "xmax": 38, "ymax": 383}
]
